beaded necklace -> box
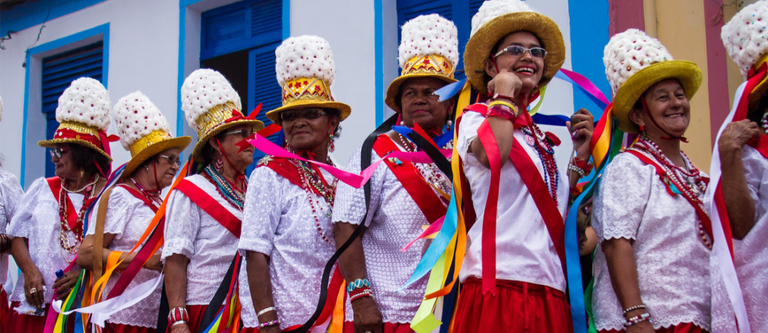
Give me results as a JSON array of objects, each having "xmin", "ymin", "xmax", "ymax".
[
  {"xmin": 522, "ymin": 125, "xmax": 560, "ymax": 206},
  {"xmin": 203, "ymin": 164, "xmax": 245, "ymax": 211},
  {"xmin": 395, "ymin": 133, "xmax": 452, "ymax": 195},
  {"xmin": 631, "ymin": 135, "xmax": 711, "ymax": 249},
  {"xmin": 131, "ymin": 176, "xmax": 162, "ymax": 208},
  {"xmin": 286, "ymin": 146, "xmax": 338, "ymax": 243},
  {"xmin": 58, "ymin": 174, "xmax": 98, "ymax": 261}
]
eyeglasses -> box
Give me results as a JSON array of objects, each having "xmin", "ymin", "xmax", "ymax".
[
  {"xmin": 49, "ymin": 147, "xmax": 71, "ymax": 159},
  {"xmin": 157, "ymin": 154, "xmax": 181, "ymax": 166},
  {"xmin": 280, "ymin": 109, "xmax": 327, "ymax": 122},
  {"xmin": 221, "ymin": 129, "xmax": 253, "ymax": 138},
  {"xmin": 401, "ymin": 90, "xmax": 440, "ymax": 102},
  {"xmin": 495, "ymin": 45, "xmax": 547, "ymax": 59}
]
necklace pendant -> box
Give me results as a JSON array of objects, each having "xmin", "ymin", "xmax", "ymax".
[{"xmin": 525, "ymin": 134, "xmax": 536, "ymax": 147}]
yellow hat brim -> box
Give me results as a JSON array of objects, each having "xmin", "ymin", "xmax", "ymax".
[
  {"xmin": 748, "ymin": 56, "xmax": 768, "ymax": 115},
  {"xmin": 384, "ymin": 74, "xmax": 458, "ymax": 112},
  {"xmin": 265, "ymin": 100, "xmax": 351, "ymax": 125},
  {"xmin": 123, "ymin": 136, "xmax": 192, "ymax": 178},
  {"xmin": 612, "ymin": 60, "xmax": 703, "ymax": 134},
  {"xmin": 38, "ymin": 139, "xmax": 113, "ymax": 162},
  {"xmin": 464, "ymin": 12, "xmax": 566, "ymax": 94},
  {"xmin": 191, "ymin": 119, "xmax": 265, "ymax": 162}
]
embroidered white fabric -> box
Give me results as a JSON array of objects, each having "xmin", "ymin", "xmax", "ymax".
[
  {"xmin": 6, "ymin": 177, "xmax": 83, "ymax": 304},
  {"xmin": 708, "ymin": 145, "xmax": 768, "ymax": 332},
  {"xmin": 238, "ymin": 166, "xmax": 337, "ymax": 329},
  {"xmin": 85, "ymin": 186, "xmax": 161, "ymax": 328},
  {"xmin": 0, "ymin": 168, "xmax": 23, "ymax": 284},
  {"xmin": 161, "ymin": 174, "xmax": 241, "ymax": 306},
  {"xmin": 332, "ymin": 136, "xmax": 443, "ymax": 324},
  {"xmin": 455, "ymin": 110, "xmax": 568, "ymax": 291},
  {"xmin": 592, "ymin": 152, "xmax": 711, "ymax": 331}
]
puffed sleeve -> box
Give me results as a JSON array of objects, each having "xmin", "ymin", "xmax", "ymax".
[
  {"xmin": 456, "ymin": 110, "xmax": 485, "ymax": 161},
  {"xmin": 0, "ymin": 171, "xmax": 24, "ymax": 234},
  {"xmin": 161, "ymin": 187, "xmax": 202, "ymax": 260},
  {"xmin": 331, "ymin": 145, "xmax": 386, "ymax": 227},
  {"xmin": 592, "ymin": 153, "xmax": 654, "ymax": 241},
  {"xmin": 86, "ymin": 187, "xmax": 139, "ymax": 238},
  {"xmin": 239, "ymin": 166, "xmax": 283, "ymax": 256},
  {"xmin": 7, "ymin": 177, "xmax": 46, "ymax": 239},
  {"xmin": 742, "ymin": 145, "xmax": 766, "ymax": 211}
]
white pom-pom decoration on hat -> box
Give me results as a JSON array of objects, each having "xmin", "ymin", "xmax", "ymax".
[
  {"xmin": 603, "ymin": 29, "xmax": 674, "ymax": 96},
  {"xmin": 266, "ymin": 35, "xmax": 351, "ymax": 124},
  {"xmin": 385, "ymin": 14, "xmax": 459, "ymax": 112},
  {"xmin": 722, "ymin": 0, "xmax": 768, "ymax": 78},
  {"xmin": 464, "ymin": 0, "xmax": 565, "ymax": 93},
  {"xmin": 112, "ymin": 91, "xmax": 172, "ymax": 151},
  {"xmin": 398, "ymin": 14, "xmax": 459, "ymax": 69},
  {"xmin": 55, "ymin": 77, "xmax": 111, "ymax": 131}
]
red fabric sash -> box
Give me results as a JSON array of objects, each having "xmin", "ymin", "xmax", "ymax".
[
  {"xmin": 116, "ymin": 184, "xmax": 159, "ymax": 213},
  {"xmin": 47, "ymin": 177, "xmax": 80, "ymax": 231},
  {"xmin": 625, "ymin": 150, "xmax": 713, "ymax": 241},
  {"xmin": 262, "ymin": 157, "xmax": 332, "ymax": 198},
  {"xmin": 174, "ymin": 179, "xmax": 241, "ymax": 239},
  {"xmin": 373, "ymin": 134, "xmax": 447, "ymax": 224},
  {"xmin": 464, "ymin": 104, "xmax": 566, "ymax": 293}
]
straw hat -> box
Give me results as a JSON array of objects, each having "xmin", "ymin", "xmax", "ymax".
[
  {"xmin": 385, "ymin": 14, "xmax": 459, "ymax": 112},
  {"xmin": 722, "ymin": 0, "xmax": 768, "ymax": 114},
  {"xmin": 112, "ymin": 92, "xmax": 191, "ymax": 177},
  {"xmin": 604, "ymin": 29, "xmax": 702, "ymax": 133},
  {"xmin": 265, "ymin": 35, "xmax": 351, "ymax": 125},
  {"xmin": 37, "ymin": 77, "xmax": 114, "ymax": 161},
  {"xmin": 181, "ymin": 68, "xmax": 264, "ymax": 161},
  {"xmin": 464, "ymin": 0, "xmax": 565, "ymax": 94}
]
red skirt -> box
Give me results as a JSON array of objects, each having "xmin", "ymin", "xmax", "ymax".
[
  {"xmin": 453, "ymin": 278, "xmax": 573, "ymax": 333},
  {"xmin": 343, "ymin": 322, "xmax": 414, "ymax": 333},
  {"xmin": 103, "ymin": 323, "xmax": 156, "ymax": 333},
  {"xmin": 4, "ymin": 301, "xmax": 74, "ymax": 333},
  {"xmin": 599, "ymin": 322, "xmax": 708, "ymax": 333}
]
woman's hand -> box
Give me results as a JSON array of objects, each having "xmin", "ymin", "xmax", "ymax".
[
  {"xmin": 144, "ymin": 253, "xmax": 164, "ymax": 272},
  {"xmin": 719, "ymin": 119, "xmax": 761, "ymax": 155},
  {"xmin": 566, "ymin": 108, "xmax": 595, "ymax": 161},
  {"xmin": 487, "ymin": 70, "xmax": 523, "ymax": 102},
  {"xmin": 626, "ymin": 320, "xmax": 654, "ymax": 333},
  {"xmin": 23, "ymin": 266, "xmax": 45, "ymax": 309},
  {"xmin": 352, "ymin": 296, "xmax": 383, "ymax": 333},
  {"xmin": 52, "ymin": 270, "xmax": 80, "ymax": 301},
  {"xmin": 170, "ymin": 322, "xmax": 191, "ymax": 333}
]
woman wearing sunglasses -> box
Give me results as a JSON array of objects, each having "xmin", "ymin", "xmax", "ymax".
[
  {"xmin": 453, "ymin": 0, "xmax": 595, "ymax": 331},
  {"xmin": 5, "ymin": 78, "xmax": 113, "ymax": 332},
  {"xmin": 162, "ymin": 69, "xmax": 263, "ymax": 333},
  {"xmin": 76, "ymin": 92, "xmax": 191, "ymax": 333},
  {"xmin": 591, "ymin": 29, "xmax": 709, "ymax": 333},
  {"xmin": 0, "ymin": 95, "xmax": 24, "ymax": 329},
  {"xmin": 238, "ymin": 35, "xmax": 348, "ymax": 333}
]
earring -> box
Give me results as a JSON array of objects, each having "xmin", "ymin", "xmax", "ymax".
[
  {"xmin": 446, "ymin": 119, "xmax": 453, "ymax": 126},
  {"xmin": 400, "ymin": 121, "xmax": 404, "ymax": 126},
  {"xmin": 639, "ymin": 125, "xmax": 645, "ymax": 132},
  {"xmin": 328, "ymin": 134, "xmax": 335, "ymax": 153},
  {"xmin": 80, "ymin": 169, "xmax": 85, "ymax": 178},
  {"xmin": 214, "ymin": 155, "xmax": 224, "ymax": 171}
]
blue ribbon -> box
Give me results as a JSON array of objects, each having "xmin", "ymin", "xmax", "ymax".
[
  {"xmin": 554, "ymin": 70, "xmax": 609, "ymax": 111},
  {"xmin": 434, "ymin": 78, "xmax": 467, "ymax": 102}
]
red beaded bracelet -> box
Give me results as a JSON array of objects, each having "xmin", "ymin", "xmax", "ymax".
[
  {"xmin": 349, "ymin": 286, "xmax": 373, "ymax": 303},
  {"xmin": 167, "ymin": 307, "xmax": 189, "ymax": 327}
]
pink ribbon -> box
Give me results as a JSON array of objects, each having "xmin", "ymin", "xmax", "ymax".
[
  {"xmin": 401, "ymin": 216, "xmax": 445, "ymax": 252},
  {"xmin": 247, "ymin": 135, "xmax": 451, "ymax": 189}
]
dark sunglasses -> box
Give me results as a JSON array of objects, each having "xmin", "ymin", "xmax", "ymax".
[
  {"xmin": 221, "ymin": 128, "xmax": 253, "ymax": 138},
  {"xmin": 157, "ymin": 154, "xmax": 181, "ymax": 166},
  {"xmin": 495, "ymin": 45, "xmax": 547, "ymax": 59},
  {"xmin": 49, "ymin": 147, "xmax": 71, "ymax": 159},
  {"xmin": 280, "ymin": 109, "xmax": 327, "ymax": 122}
]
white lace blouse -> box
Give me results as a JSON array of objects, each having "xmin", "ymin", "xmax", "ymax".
[
  {"xmin": 332, "ymin": 140, "xmax": 442, "ymax": 324},
  {"xmin": 238, "ymin": 165, "xmax": 337, "ymax": 329},
  {"xmin": 709, "ymin": 145, "xmax": 768, "ymax": 332},
  {"xmin": 592, "ymin": 152, "xmax": 711, "ymax": 331},
  {"xmin": 161, "ymin": 174, "xmax": 241, "ymax": 306},
  {"xmin": 0, "ymin": 168, "xmax": 23, "ymax": 285},
  {"xmin": 7, "ymin": 177, "xmax": 84, "ymax": 305},
  {"xmin": 86, "ymin": 186, "xmax": 161, "ymax": 328}
]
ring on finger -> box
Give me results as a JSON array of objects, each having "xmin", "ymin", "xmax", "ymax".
[{"xmin": 29, "ymin": 287, "xmax": 37, "ymax": 294}]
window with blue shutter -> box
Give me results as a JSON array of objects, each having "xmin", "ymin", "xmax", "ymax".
[
  {"xmin": 41, "ymin": 41, "xmax": 104, "ymax": 177},
  {"xmin": 201, "ymin": 0, "xmax": 283, "ymax": 173}
]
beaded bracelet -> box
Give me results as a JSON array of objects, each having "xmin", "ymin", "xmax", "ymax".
[
  {"xmin": 257, "ymin": 306, "xmax": 276, "ymax": 317},
  {"xmin": 167, "ymin": 307, "xmax": 189, "ymax": 327},
  {"xmin": 349, "ymin": 286, "xmax": 373, "ymax": 303},
  {"xmin": 568, "ymin": 164, "xmax": 586, "ymax": 178},
  {"xmin": 572, "ymin": 157, "xmax": 593, "ymax": 175},
  {"xmin": 347, "ymin": 278, "xmax": 371, "ymax": 294},
  {"xmin": 488, "ymin": 100, "xmax": 517, "ymax": 112},
  {"xmin": 170, "ymin": 320, "xmax": 188, "ymax": 328},
  {"xmin": 622, "ymin": 304, "xmax": 647, "ymax": 316},
  {"xmin": 623, "ymin": 312, "xmax": 652, "ymax": 327},
  {"xmin": 258, "ymin": 319, "xmax": 281, "ymax": 329}
]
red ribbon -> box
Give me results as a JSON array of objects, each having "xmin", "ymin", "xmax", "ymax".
[{"xmin": 224, "ymin": 103, "xmax": 261, "ymax": 124}]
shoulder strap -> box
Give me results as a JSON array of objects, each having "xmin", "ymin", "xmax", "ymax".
[
  {"xmin": 93, "ymin": 186, "xmax": 113, "ymax": 284},
  {"xmin": 174, "ymin": 179, "xmax": 241, "ymax": 239}
]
